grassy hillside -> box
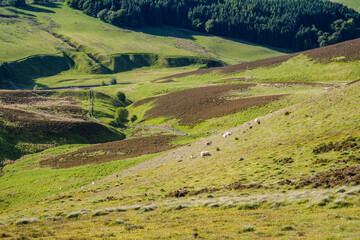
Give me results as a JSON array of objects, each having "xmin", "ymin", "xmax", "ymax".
[
  {"xmin": 0, "ymin": 12, "xmax": 67, "ymax": 63},
  {"xmin": 0, "ymin": 2, "xmax": 288, "ymax": 89},
  {"xmin": 142, "ymin": 27, "xmax": 288, "ymax": 64},
  {"xmin": 332, "ymin": 0, "xmax": 360, "ymax": 12},
  {"xmin": 0, "ymin": 80, "xmax": 359, "ymax": 239},
  {"xmin": 0, "ymin": 90, "xmax": 124, "ymax": 162},
  {"xmin": 0, "ymin": 6, "xmax": 360, "ymax": 238}
]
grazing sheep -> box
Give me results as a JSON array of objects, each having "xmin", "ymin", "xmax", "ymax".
[
  {"xmin": 254, "ymin": 118, "xmax": 260, "ymax": 124},
  {"xmin": 190, "ymin": 155, "xmax": 194, "ymax": 159},
  {"xmin": 223, "ymin": 132, "xmax": 232, "ymax": 138},
  {"xmin": 205, "ymin": 141, "xmax": 212, "ymax": 146},
  {"xmin": 200, "ymin": 151, "xmax": 211, "ymax": 157}
]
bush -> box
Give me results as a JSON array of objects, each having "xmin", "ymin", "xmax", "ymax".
[
  {"xmin": 116, "ymin": 91, "xmax": 126, "ymax": 102},
  {"xmin": 101, "ymin": 81, "xmax": 107, "ymax": 86},
  {"xmin": 109, "ymin": 78, "xmax": 117, "ymax": 85},
  {"xmin": 130, "ymin": 115, "xmax": 138, "ymax": 123},
  {"xmin": 114, "ymin": 107, "xmax": 129, "ymax": 127}
]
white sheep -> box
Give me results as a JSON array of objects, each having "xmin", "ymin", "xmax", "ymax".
[
  {"xmin": 200, "ymin": 151, "xmax": 211, "ymax": 157},
  {"xmin": 223, "ymin": 131, "xmax": 232, "ymax": 138}
]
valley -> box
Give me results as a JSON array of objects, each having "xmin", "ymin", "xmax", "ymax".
[{"xmin": 0, "ymin": 0, "xmax": 360, "ymax": 239}]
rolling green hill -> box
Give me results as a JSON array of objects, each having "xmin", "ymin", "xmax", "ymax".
[
  {"xmin": 0, "ymin": 3, "xmax": 286, "ymax": 89},
  {"xmin": 0, "ymin": 36, "xmax": 359, "ymax": 238},
  {"xmin": 1, "ymin": 1, "xmax": 360, "ymax": 239},
  {"xmin": 0, "ymin": 74, "xmax": 359, "ymax": 239}
]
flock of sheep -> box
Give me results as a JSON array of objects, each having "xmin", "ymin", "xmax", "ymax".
[{"xmin": 200, "ymin": 118, "xmax": 260, "ymax": 158}]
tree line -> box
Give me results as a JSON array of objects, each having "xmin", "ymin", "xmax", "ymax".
[{"xmin": 66, "ymin": 0, "xmax": 360, "ymax": 51}]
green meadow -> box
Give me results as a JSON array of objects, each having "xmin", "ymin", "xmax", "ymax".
[{"xmin": 0, "ymin": 1, "xmax": 360, "ymax": 239}]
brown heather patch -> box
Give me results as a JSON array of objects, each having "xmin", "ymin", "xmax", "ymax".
[
  {"xmin": 304, "ymin": 38, "xmax": 360, "ymax": 63},
  {"xmin": 226, "ymin": 182, "xmax": 263, "ymax": 190},
  {"xmin": 138, "ymin": 84, "xmax": 285, "ymax": 125},
  {"xmin": 312, "ymin": 137, "xmax": 359, "ymax": 154},
  {"xmin": 167, "ymin": 188, "xmax": 220, "ymax": 198},
  {"xmin": 36, "ymin": 105, "xmax": 84, "ymax": 115},
  {"xmin": 159, "ymin": 54, "xmax": 295, "ymax": 79},
  {"xmin": 0, "ymin": 90, "xmax": 57, "ymax": 104},
  {"xmin": 297, "ymin": 165, "xmax": 360, "ymax": 188},
  {"xmin": 40, "ymin": 135, "xmax": 178, "ymax": 168},
  {"xmin": 0, "ymin": 90, "xmax": 121, "ymax": 143},
  {"xmin": 167, "ymin": 183, "xmax": 262, "ymax": 198},
  {"xmin": 132, "ymin": 96, "xmax": 160, "ymax": 108}
]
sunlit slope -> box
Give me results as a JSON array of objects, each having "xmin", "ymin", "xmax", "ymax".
[
  {"xmin": 0, "ymin": 3, "xmax": 286, "ymax": 65},
  {"xmin": 161, "ymin": 37, "xmax": 360, "ymax": 82},
  {"xmin": 0, "ymin": 12, "xmax": 67, "ymax": 63},
  {"xmin": 141, "ymin": 26, "xmax": 288, "ymax": 64},
  {"xmin": 0, "ymin": 81, "xmax": 359, "ymax": 239},
  {"xmin": 332, "ymin": 0, "xmax": 360, "ymax": 12}
]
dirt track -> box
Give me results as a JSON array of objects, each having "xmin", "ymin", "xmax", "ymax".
[
  {"xmin": 136, "ymin": 84, "xmax": 286, "ymax": 125},
  {"xmin": 41, "ymin": 135, "xmax": 178, "ymax": 168}
]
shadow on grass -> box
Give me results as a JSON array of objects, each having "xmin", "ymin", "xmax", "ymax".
[
  {"xmin": 6, "ymin": 8, "xmax": 36, "ymax": 17},
  {"xmin": 140, "ymin": 26, "xmax": 293, "ymax": 54},
  {"xmin": 18, "ymin": 4, "xmax": 55, "ymax": 14}
]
